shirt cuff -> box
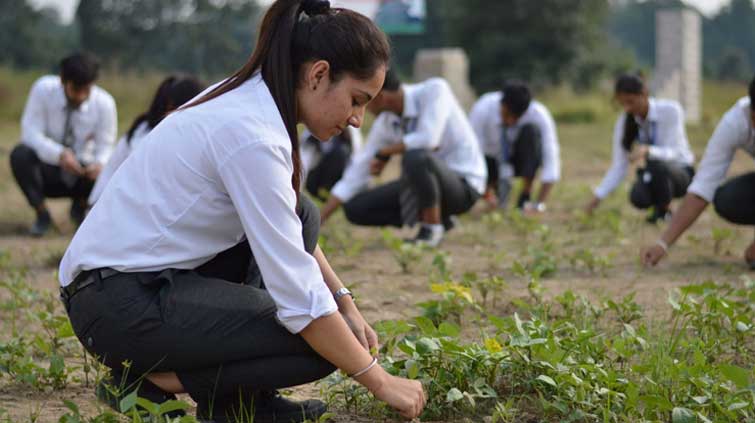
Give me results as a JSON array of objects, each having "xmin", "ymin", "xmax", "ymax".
[
  {"xmin": 275, "ymin": 286, "xmax": 339, "ymax": 334},
  {"xmin": 38, "ymin": 143, "xmax": 65, "ymax": 166},
  {"xmin": 686, "ymin": 184, "xmax": 714, "ymax": 203},
  {"xmin": 330, "ymin": 181, "xmax": 355, "ymax": 203}
]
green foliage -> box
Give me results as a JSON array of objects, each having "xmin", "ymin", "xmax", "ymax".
[
  {"xmin": 569, "ymin": 248, "xmax": 613, "ymax": 275},
  {"xmin": 711, "ymin": 227, "xmax": 735, "ymax": 255},
  {"xmin": 380, "ymin": 229, "xmax": 425, "ymax": 274}
]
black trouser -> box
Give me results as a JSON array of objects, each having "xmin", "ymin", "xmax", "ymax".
[
  {"xmin": 630, "ymin": 159, "xmax": 695, "ymax": 211},
  {"xmin": 484, "ymin": 123, "xmax": 543, "ymax": 190},
  {"xmin": 713, "ymin": 172, "xmax": 755, "ymax": 225},
  {"xmin": 342, "ymin": 149, "xmax": 479, "ymax": 227},
  {"xmin": 63, "ymin": 197, "xmax": 335, "ymax": 420},
  {"xmin": 10, "ymin": 144, "xmax": 94, "ymax": 210},
  {"xmin": 305, "ymin": 143, "xmax": 351, "ymax": 201}
]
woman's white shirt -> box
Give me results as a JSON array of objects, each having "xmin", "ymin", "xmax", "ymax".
[
  {"xmin": 594, "ymin": 98, "xmax": 695, "ymax": 199},
  {"xmin": 59, "ymin": 74, "xmax": 338, "ymax": 334},
  {"xmin": 88, "ymin": 121, "xmax": 151, "ymax": 206},
  {"xmin": 687, "ymin": 97, "xmax": 755, "ymax": 202}
]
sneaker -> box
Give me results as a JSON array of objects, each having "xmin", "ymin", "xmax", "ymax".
[
  {"xmin": 96, "ymin": 368, "xmax": 184, "ymax": 418},
  {"xmin": 198, "ymin": 391, "xmax": 327, "ymax": 423},
  {"xmin": 29, "ymin": 210, "xmax": 52, "ymax": 237},
  {"xmin": 407, "ymin": 224, "xmax": 444, "ymax": 248},
  {"xmin": 646, "ymin": 209, "xmax": 672, "ymax": 224},
  {"xmin": 70, "ymin": 200, "xmax": 87, "ymax": 227},
  {"xmin": 516, "ymin": 192, "xmax": 531, "ymax": 210},
  {"xmin": 442, "ymin": 215, "xmax": 459, "ymax": 232}
]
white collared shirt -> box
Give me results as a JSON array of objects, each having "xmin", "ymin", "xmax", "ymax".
[
  {"xmin": 21, "ymin": 75, "xmax": 117, "ymax": 166},
  {"xmin": 300, "ymin": 126, "xmax": 363, "ymax": 179},
  {"xmin": 469, "ymin": 91, "xmax": 561, "ymax": 183},
  {"xmin": 88, "ymin": 121, "xmax": 151, "ymax": 206},
  {"xmin": 688, "ymin": 97, "xmax": 755, "ymax": 202},
  {"xmin": 331, "ymin": 78, "xmax": 487, "ymax": 202},
  {"xmin": 594, "ymin": 98, "xmax": 695, "ymax": 199},
  {"xmin": 59, "ymin": 74, "xmax": 338, "ymax": 334}
]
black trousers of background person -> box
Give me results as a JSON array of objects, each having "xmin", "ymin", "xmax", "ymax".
[
  {"xmin": 713, "ymin": 172, "xmax": 755, "ymax": 225},
  {"xmin": 483, "ymin": 123, "xmax": 543, "ymax": 191},
  {"xmin": 305, "ymin": 142, "xmax": 351, "ymax": 201},
  {"xmin": 629, "ymin": 159, "xmax": 695, "ymax": 211},
  {"xmin": 342, "ymin": 149, "xmax": 480, "ymax": 227},
  {"xmin": 62, "ymin": 197, "xmax": 335, "ymax": 421},
  {"xmin": 10, "ymin": 144, "xmax": 94, "ymax": 209}
]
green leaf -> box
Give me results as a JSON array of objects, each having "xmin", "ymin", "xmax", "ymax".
[
  {"xmin": 691, "ymin": 396, "xmax": 709, "ymax": 405},
  {"xmin": 415, "ymin": 337, "xmax": 440, "ymax": 355},
  {"xmin": 672, "ymin": 407, "xmax": 695, "ymax": 423},
  {"xmin": 438, "ymin": 322, "xmax": 460, "ymax": 337},
  {"xmin": 119, "ymin": 390, "xmax": 138, "ymax": 413},
  {"xmin": 719, "ymin": 364, "xmax": 751, "ymax": 388},
  {"xmin": 406, "ymin": 360, "xmax": 419, "ymax": 379},
  {"xmin": 536, "ymin": 375, "xmax": 557, "ymax": 387},
  {"xmin": 62, "ymin": 400, "xmax": 79, "ymax": 415},
  {"xmin": 446, "ymin": 388, "xmax": 463, "ymax": 402},
  {"xmin": 414, "ymin": 316, "xmax": 437, "ymax": 335},
  {"xmin": 727, "ymin": 402, "xmax": 750, "ymax": 411},
  {"xmin": 135, "ymin": 397, "xmax": 160, "ymax": 415},
  {"xmin": 157, "ymin": 400, "xmax": 189, "ymax": 415}
]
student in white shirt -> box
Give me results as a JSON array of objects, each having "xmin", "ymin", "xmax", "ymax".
[
  {"xmin": 88, "ymin": 75, "xmax": 204, "ymax": 206},
  {"xmin": 300, "ymin": 126, "xmax": 362, "ymax": 201},
  {"xmin": 57, "ymin": 1, "xmax": 425, "ymax": 422},
  {"xmin": 9, "ymin": 52, "xmax": 117, "ymax": 236},
  {"xmin": 321, "ymin": 69, "xmax": 487, "ymax": 247},
  {"xmin": 469, "ymin": 81, "xmax": 561, "ymax": 212},
  {"xmin": 586, "ymin": 74, "xmax": 695, "ymax": 223},
  {"xmin": 642, "ymin": 76, "xmax": 755, "ymax": 268}
]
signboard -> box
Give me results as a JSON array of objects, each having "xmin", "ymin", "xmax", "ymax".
[{"xmin": 334, "ymin": 0, "xmax": 426, "ymax": 34}]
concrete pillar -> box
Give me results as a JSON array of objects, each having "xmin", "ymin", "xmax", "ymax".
[{"xmin": 413, "ymin": 48, "xmax": 476, "ymax": 110}]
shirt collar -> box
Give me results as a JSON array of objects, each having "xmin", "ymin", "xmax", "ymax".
[{"xmin": 57, "ymin": 81, "xmax": 93, "ymax": 114}]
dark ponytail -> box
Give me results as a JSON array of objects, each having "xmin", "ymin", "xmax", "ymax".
[
  {"xmin": 615, "ymin": 74, "xmax": 645, "ymax": 152},
  {"xmin": 127, "ymin": 74, "xmax": 204, "ymax": 144},
  {"xmin": 183, "ymin": 0, "xmax": 391, "ymax": 201}
]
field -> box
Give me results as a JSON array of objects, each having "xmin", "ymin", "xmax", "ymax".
[{"xmin": 0, "ymin": 68, "xmax": 753, "ymax": 422}]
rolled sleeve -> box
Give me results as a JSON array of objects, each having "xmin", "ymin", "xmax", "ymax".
[
  {"xmin": 403, "ymin": 80, "xmax": 451, "ymax": 150},
  {"xmin": 217, "ymin": 139, "xmax": 337, "ymax": 333},
  {"xmin": 331, "ymin": 115, "xmax": 391, "ymax": 202}
]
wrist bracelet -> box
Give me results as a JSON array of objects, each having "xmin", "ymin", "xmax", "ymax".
[
  {"xmin": 374, "ymin": 152, "xmax": 390, "ymax": 162},
  {"xmin": 348, "ymin": 356, "xmax": 378, "ymax": 378},
  {"xmin": 655, "ymin": 239, "xmax": 669, "ymax": 253}
]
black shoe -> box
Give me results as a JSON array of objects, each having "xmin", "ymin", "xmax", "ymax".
[
  {"xmin": 70, "ymin": 200, "xmax": 87, "ymax": 227},
  {"xmin": 29, "ymin": 210, "xmax": 52, "ymax": 237},
  {"xmin": 405, "ymin": 224, "xmax": 443, "ymax": 247},
  {"xmin": 96, "ymin": 368, "xmax": 185, "ymax": 418},
  {"xmin": 442, "ymin": 215, "xmax": 458, "ymax": 232},
  {"xmin": 198, "ymin": 391, "xmax": 327, "ymax": 423},
  {"xmin": 646, "ymin": 209, "xmax": 672, "ymax": 224},
  {"xmin": 516, "ymin": 192, "xmax": 531, "ymax": 210}
]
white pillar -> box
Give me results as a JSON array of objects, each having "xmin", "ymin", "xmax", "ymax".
[{"xmin": 413, "ymin": 48, "xmax": 476, "ymax": 110}]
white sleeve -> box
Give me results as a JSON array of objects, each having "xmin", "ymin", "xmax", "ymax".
[
  {"xmin": 88, "ymin": 135, "xmax": 130, "ymax": 206},
  {"xmin": 92, "ymin": 93, "xmax": 118, "ymax": 165},
  {"xmin": 538, "ymin": 112, "xmax": 561, "ymax": 183},
  {"xmin": 687, "ymin": 109, "xmax": 747, "ymax": 202},
  {"xmin": 348, "ymin": 126, "xmax": 363, "ymax": 153},
  {"xmin": 330, "ymin": 115, "xmax": 389, "ymax": 202},
  {"xmin": 403, "ymin": 80, "xmax": 452, "ymax": 150},
  {"xmin": 20, "ymin": 80, "xmax": 64, "ymax": 165},
  {"xmin": 218, "ymin": 141, "xmax": 337, "ymax": 334},
  {"xmin": 648, "ymin": 103, "xmax": 686, "ymax": 162},
  {"xmin": 594, "ymin": 116, "xmax": 630, "ymax": 199},
  {"xmin": 468, "ymin": 97, "xmax": 497, "ymax": 158}
]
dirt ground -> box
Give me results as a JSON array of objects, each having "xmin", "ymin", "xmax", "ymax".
[{"xmin": 1, "ymin": 115, "xmax": 753, "ymax": 422}]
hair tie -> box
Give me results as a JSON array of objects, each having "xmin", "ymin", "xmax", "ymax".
[{"xmin": 301, "ymin": 0, "xmax": 330, "ymax": 16}]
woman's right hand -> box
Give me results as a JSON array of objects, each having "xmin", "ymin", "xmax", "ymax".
[
  {"xmin": 584, "ymin": 197, "xmax": 600, "ymax": 215},
  {"xmin": 641, "ymin": 244, "xmax": 667, "ymax": 267},
  {"xmin": 358, "ymin": 368, "xmax": 426, "ymax": 419}
]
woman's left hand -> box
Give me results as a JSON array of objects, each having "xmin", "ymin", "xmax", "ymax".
[{"xmin": 341, "ymin": 309, "xmax": 379, "ymax": 355}]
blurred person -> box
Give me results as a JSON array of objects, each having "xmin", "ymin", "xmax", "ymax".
[
  {"xmin": 58, "ymin": 1, "xmax": 425, "ymax": 422},
  {"xmin": 88, "ymin": 75, "xmax": 205, "ymax": 206},
  {"xmin": 469, "ymin": 81, "xmax": 561, "ymax": 213},
  {"xmin": 300, "ymin": 125, "xmax": 362, "ymax": 201},
  {"xmin": 320, "ymin": 69, "xmax": 487, "ymax": 247},
  {"xmin": 585, "ymin": 74, "xmax": 695, "ymax": 223},
  {"xmin": 642, "ymin": 75, "xmax": 755, "ymax": 268},
  {"xmin": 10, "ymin": 52, "xmax": 117, "ymax": 236}
]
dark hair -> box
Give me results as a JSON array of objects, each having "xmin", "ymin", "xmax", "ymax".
[
  {"xmin": 381, "ymin": 67, "xmax": 401, "ymax": 92},
  {"xmin": 501, "ymin": 81, "xmax": 531, "ymax": 118},
  {"xmin": 60, "ymin": 52, "xmax": 100, "ymax": 87},
  {"xmin": 127, "ymin": 75, "xmax": 205, "ymax": 144},
  {"xmin": 749, "ymin": 74, "xmax": 755, "ymax": 108},
  {"xmin": 615, "ymin": 74, "xmax": 646, "ymax": 152},
  {"xmin": 184, "ymin": 0, "xmax": 391, "ymax": 200}
]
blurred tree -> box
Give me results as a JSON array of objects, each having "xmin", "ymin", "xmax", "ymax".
[
  {"xmin": 435, "ymin": 0, "xmax": 615, "ymax": 93},
  {"xmin": 0, "ymin": 0, "xmax": 78, "ymax": 70},
  {"xmin": 704, "ymin": 0, "xmax": 755, "ymax": 81},
  {"xmin": 76, "ymin": 0, "xmax": 260, "ymax": 77}
]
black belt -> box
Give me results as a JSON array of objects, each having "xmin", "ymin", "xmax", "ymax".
[{"xmin": 60, "ymin": 268, "xmax": 120, "ymax": 303}]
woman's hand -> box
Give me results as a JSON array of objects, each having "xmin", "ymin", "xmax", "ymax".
[
  {"xmin": 584, "ymin": 197, "xmax": 600, "ymax": 215},
  {"xmin": 641, "ymin": 243, "xmax": 667, "ymax": 267},
  {"xmin": 356, "ymin": 367, "xmax": 426, "ymax": 420},
  {"xmin": 341, "ymin": 308, "xmax": 379, "ymax": 354}
]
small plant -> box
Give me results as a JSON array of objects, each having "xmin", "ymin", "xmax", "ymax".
[
  {"xmin": 711, "ymin": 227, "xmax": 734, "ymax": 255},
  {"xmin": 417, "ymin": 282, "xmax": 477, "ymax": 325},
  {"xmin": 380, "ymin": 229, "xmax": 424, "ymax": 274},
  {"xmin": 463, "ymin": 272, "xmax": 508, "ymax": 308},
  {"xmin": 569, "ymin": 248, "xmax": 613, "ymax": 275}
]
